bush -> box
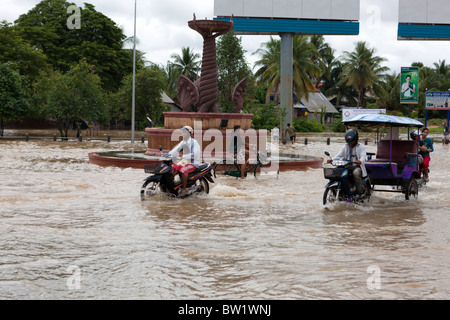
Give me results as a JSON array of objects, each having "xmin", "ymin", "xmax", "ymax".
[
  {"xmin": 293, "ymin": 118, "xmax": 324, "ymax": 132},
  {"xmin": 329, "ymin": 115, "xmax": 346, "ymax": 132}
]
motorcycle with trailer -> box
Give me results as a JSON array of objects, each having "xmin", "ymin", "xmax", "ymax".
[{"xmin": 323, "ymin": 114, "xmax": 424, "ymax": 206}]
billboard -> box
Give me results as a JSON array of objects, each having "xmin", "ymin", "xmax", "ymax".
[
  {"xmin": 398, "ymin": 0, "xmax": 450, "ymax": 40},
  {"xmin": 400, "ymin": 67, "xmax": 419, "ymax": 104},
  {"xmin": 425, "ymin": 92, "xmax": 450, "ymax": 110},
  {"xmin": 214, "ymin": 0, "xmax": 360, "ymax": 21},
  {"xmin": 342, "ymin": 108, "xmax": 386, "ymax": 121},
  {"xmin": 214, "ymin": 0, "xmax": 360, "ymax": 35}
]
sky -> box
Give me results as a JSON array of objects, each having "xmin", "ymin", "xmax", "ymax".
[{"xmin": 2, "ymin": 0, "xmax": 449, "ymax": 75}]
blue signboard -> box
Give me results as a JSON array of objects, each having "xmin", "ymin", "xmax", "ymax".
[{"xmin": 426, "ymin": 92, "xmax": 450, "ymax": 110}]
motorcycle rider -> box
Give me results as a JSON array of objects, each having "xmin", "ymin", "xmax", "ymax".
[
  {"xmin": 168, "ymin": 126, "xmax": 201, "ymax": 197},
  {"xmin": 327, "ymin": 129, "xmax": 368, "ymax": 199}
]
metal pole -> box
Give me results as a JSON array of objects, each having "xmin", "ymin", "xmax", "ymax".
[
  {"xmin": 280, "ymin": 33, "xmax": 293, "ymax": 136},
  {"xmin": 448, "ymin": 89, "xmax": 450, "ymax": 127},
  {"xmin": 424, "ymin": 89, "xmax": 428, "ymax": 128},
  {"xmin": 131, "ymin": 0, "xmax": 137, "ymax": 143}
]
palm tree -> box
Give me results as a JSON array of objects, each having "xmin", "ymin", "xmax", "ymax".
[
  {"xmin": 170, "ymin": 47, "xmax": 201, "ymax": 82},
  {"xmin": 433, "ymin": 59, "xmax": 449, "ymax": 79},
  {"xmin": 340, "ymin": 41, "xmax": 389, "ymax": 107},
  {"xmin": 253, "ymin": 35, "xmax": 320, "ymax": 102}
]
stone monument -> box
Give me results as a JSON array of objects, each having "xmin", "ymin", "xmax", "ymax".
[{"xmin": 146, "ymin": 15, "xmax": 258, "ymax": 157}]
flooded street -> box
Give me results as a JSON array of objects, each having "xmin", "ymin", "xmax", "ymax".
[{"xmin": 1, "ymin": 135, "xmax": 449, "ymax": 299}]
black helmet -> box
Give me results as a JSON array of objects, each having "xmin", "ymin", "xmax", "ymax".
[{"xmin": 345, "ymin": 129, "xmax": 359, "ymax": 144}]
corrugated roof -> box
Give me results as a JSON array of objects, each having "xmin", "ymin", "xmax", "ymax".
[{"xmin": 294, "ymin": 92, "xmax": 338, "ymax": 113}]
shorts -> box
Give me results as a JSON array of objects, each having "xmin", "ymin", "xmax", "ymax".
[
  {"xmin": 172, "ymin": 163, "xmax": 197, "ymax": 177},
  {"xmin": 422, "ymin": 156, "xmax": 431, "ymax": 169},
  {"xmin": 289, "ymin": 135, "xmax": 295, "ymax": 141}
]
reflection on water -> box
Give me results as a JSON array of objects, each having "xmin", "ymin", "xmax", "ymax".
[{"xmin": 0, "ymin": 138, "xmax": 449, "ymax": 299}]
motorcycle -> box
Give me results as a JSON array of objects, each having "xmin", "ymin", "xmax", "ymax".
[
  {"xmin": 323, "ymin": 152, "xmax": 371, "ymax": 205},
  {"xmin": 140, "ymin": 153, "xmax": 215, "ymax": 200}
]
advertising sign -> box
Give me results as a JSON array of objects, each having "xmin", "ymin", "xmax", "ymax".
[
  {"xmin": 425, "ymin": 92, "xmax": 450, "ymax": 110},
  {"xmin": 214, "ymin": 0, "xmax": 360, "ymax": 21},
  {"xmin": 342, "ymin": 108, "xmax": 386, "ymax": 121},
  {"xmin": 400, "ymin": 67, "xmax": 419, "ymax": 104}
]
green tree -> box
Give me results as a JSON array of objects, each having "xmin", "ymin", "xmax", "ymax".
[
  {"xmin": 114, "ymin": 65, "xmax": 168, "ymax": 128},
  {"xmin": 216, "ymin": 32, "xmax": 251, "ymax": 112},
  {"xmin": 0, "ymin": 63, "xmax": 30, "ymax": 136},
  {"xmin": 0, "ymin": 21, "xmax": 50, "ymax": 88},
  {"xmin": 253, "ymin": 35, "xmax": 320, "ymax": 102},
  {"xmin": 15, "ymin": 0, "xmax": 133, "ymax": 92},
  {"xmin": 36, "ymin": 59, "xmax": 107, "ymax": 138},
  {"xmin": 170, "ymin": 47, "xmax": 201, "ymax": 82},
  {"xmin": 340, "ymin": 41, "xmax": 389, "ymax": 107},
  {"xmin": 165, "ymin": 47, "xmax": 201, "ymax": 105}
]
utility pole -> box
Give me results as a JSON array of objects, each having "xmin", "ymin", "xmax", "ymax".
[{"xmin": 131, "ymin": 0, "xmax": 137, "ymax": 143}]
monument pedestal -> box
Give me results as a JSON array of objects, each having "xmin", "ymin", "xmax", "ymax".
[{"xmin": 145, "ymin": 112, "xmax": 262, "ymax": 158}]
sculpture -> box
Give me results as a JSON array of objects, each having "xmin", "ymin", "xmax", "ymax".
[{"xmin": 176, "ymin": 14, "xmax": 249, "ymax": 114}]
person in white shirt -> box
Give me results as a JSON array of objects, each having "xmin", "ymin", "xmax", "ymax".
[
  {"xmin": 272, "ymin": 124, "xmax": 279, "ymax": 141},
  {"xmin": 401, "ymin": 75, "xmax": 416, "ymax": 98},
  {"xmin": 168, "ymin": 126, "xmax": 201, "ymax": 197},
  {"xmin": 327, "ymin": 129, "xmax": 367, "ymax": 196}
]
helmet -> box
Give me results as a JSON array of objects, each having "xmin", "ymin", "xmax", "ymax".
[
  {"xmin": 345, "ymin": 129, "xmax": 359, "ymax": 144},
  {"xmin": 181, "ymin": 126, "xmax": 193, "ymax": 135},
  {"xmin": 410, "ymin": 129, "xmax": 422, "ymax": 140}
]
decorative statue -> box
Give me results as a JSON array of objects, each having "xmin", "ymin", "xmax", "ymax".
[
  {"xmin": 176, "ymin": 15, "xmax": 248, "ymax": 114},
  {"xmin": 231, "ymin": 76, "xmax": 248, "ymax": 113}
]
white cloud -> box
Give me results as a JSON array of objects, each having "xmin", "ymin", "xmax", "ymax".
[{"xmin": 1, "ymin": 0, "xmax": 449, "ymax": 73}]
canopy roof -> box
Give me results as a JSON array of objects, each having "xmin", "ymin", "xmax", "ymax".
[{"xmin": 342, "ymin": 114, "xmax": 424, "ymax": 128}]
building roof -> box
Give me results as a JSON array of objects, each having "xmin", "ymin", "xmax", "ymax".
[{"xmin": 294, "ymin": 92, "xmax": 339, "ymax": 114}]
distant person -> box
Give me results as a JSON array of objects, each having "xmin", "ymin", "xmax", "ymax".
[
  {"xmin": 401, "ymin": 75, "xmax": 416, "ymax": 98},
  {"xmin": 443, "ymin": 122, "xmax": 450, "ymax": 145},
  {"xmin": 284, "ymin": 123, "xmax": 296, "ymax": 145},
  {"xmin": 272, "ymin": 124, "xmax": 279, "ymax": 142},
  {"xmin": 419, "ymin": 128, "xmax": 433, "ymax": 182},
  {"xmin": 230, "ymin": 125, "xmax": 250, "ymax": 179}
]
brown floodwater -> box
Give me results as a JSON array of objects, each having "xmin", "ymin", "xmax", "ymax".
[{"xmin": 0, "ymin": 134, "xmax": 449, "ymax": 299}]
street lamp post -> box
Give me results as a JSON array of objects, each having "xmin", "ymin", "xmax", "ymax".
[{"xmin": 131, "ymin": 0, "xmax": 137, "ymax": 143}]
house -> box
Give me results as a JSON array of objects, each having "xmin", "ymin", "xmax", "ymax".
[{"xmin": 269, "ymin": 85, "xmax": 338, "ymax": 123}]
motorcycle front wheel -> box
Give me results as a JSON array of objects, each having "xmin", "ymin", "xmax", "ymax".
[
  {"xmin": 140, "ymin": 181, "xmax": 160, "ymax": 200},
  {"xmin": 323, "ymin": 186, "xmax": 339, "ymax": 205}
]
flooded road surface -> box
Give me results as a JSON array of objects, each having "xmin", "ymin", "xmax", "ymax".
[{"xmin": 0, "ymin": 137, "xmax": 449, "ymax": 299}]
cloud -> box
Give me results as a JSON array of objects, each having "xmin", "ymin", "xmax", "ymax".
[{"xmin": 2, "ymin": 0, "xmax": 448, "ymax": 73}]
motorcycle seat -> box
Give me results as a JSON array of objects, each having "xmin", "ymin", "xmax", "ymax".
[{"xmin": 193, "ymin": 163, "xmax": 209, "ymax": 172}]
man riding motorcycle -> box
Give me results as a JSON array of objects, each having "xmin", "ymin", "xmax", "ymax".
[
  {"xmin": 168, "ymin": 126, "xmax": 201, "ymax": 197},
  {"xmin": 327, "ymin": 129, "xmax": 368, "ymax": 199}
]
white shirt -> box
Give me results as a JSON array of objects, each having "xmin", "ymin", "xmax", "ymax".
[
  {"xmin": 272, "ymin": 127, "xmax": 279, "ymax": 138},
  {"xmin": 402, "ymin": 82, "xmax": 415, "ymax": 97},
  {"xmin": 168, "ymin": 137, "xmax": 201, "ymax": 166},
  {"xmin": 333, "ymin": 143, "xmax": 368, "ymax": 177}
]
